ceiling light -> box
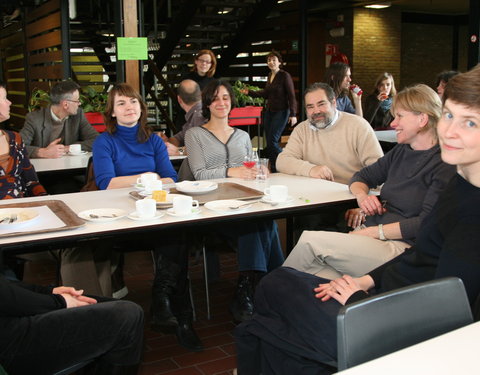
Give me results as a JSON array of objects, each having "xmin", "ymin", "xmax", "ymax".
[{"xmin": 365, "ymin": 2, "xmax": 391, "ymax": 9}]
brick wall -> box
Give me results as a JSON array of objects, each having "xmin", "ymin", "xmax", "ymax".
[
  {"xmin": 401, "ymin": 22, "xmax": 468, "ymax": 88},
  {"xmin": 353, "ymin": 7, "xmax": 402, "ymax": 98}
]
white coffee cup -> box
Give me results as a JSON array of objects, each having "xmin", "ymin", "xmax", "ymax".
[
  {"xmin": 172, "ymin": 195, "xmax": 199, "ymax": 216},
  {"xmin": 264, "ymin": 185, "xmax": 288, "ymax": 202},
  {"xmin": 144, "ymin": 180, "xmax": 163, "ymax": 194},
  {"xmin": 135, "ymin": 198, "xmax": 157, "ymax": 218},
  {"xmin": 136, "ymin": 173, "xmax": 157, "ymax": 187},
  {"xmin": 69, "ymin": 144, "xmax": 82, "ymax": 155}
]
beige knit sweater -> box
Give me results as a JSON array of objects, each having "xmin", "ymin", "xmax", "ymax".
[{"xmin": 276, "ymin": 112, "xmax": 383, "ymax": 184}]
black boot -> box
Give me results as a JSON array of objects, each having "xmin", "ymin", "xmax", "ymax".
[
  {"xmin": 171, "ymin": 279, "xmax": 204, "ymax": 352},
  {"xmin": 230, "ymin": 272, "xmax": 255, "ymax": 323},
  {"xmin": 151, "ymin": 255, "xmax": 179, "ymax": 332},
  {"xmin": 175, "ymin": 317, "xmax": 204, "ymax": 352}
]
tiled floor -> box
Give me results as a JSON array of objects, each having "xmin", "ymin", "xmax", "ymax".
[{"xmin": 23, "ymin": 250, "xmax": 240, "ymax": 375}]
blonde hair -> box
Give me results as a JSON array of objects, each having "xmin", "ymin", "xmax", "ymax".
[{"xmin": 392, "ymin": 84, "xmax": 442, "ymax": 137}]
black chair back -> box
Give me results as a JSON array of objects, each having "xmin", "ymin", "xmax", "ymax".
[{"xmin": 337, "ymin": 277, "xmax": 473, "ymax": 370}]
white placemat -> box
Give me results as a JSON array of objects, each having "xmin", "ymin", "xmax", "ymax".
[{"xmin": 0, "ymin": 205, "xmax": 67, "ymax": 236}]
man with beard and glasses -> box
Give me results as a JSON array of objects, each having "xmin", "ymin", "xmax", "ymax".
[
  {"xmin": 277, "ymin": 82, "xmax": 382, "ymax": 184},
  {"xmin": 276, "ymin": 82, "xmax": 383, "ymax": 238}
]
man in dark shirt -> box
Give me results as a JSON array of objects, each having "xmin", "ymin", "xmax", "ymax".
[{"xmin": 159, "ymin": 79, "xmax": 207, "ymax": 156}]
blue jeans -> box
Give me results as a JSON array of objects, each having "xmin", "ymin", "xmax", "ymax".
[
  {"xmin": 235, "ymin": 220, "xmax": 284, "ymax": 272},
  {"xmin": 264, "ymin": 109, "xmax": 290, "ymax": 171}
]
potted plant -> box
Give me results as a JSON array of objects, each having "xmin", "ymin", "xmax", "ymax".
[
  {"xmin": 28, "ymin": 88, "xmax": 51, "ymax": 112},
  {"xmin": 80, "ymin": 86, "xmax": 108, "ymax": 132},
  {"xmin": 230, "ymin": 81, "xmax": 264, "ymax": 127}
]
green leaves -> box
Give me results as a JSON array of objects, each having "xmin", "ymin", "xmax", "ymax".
[
  {"xmin": 80, "ymin": 86, "xmax": 108, "ymax": 113},
  {"xmin": 232, "ymin": 81, "xmax": 264, "ymax": 107}
]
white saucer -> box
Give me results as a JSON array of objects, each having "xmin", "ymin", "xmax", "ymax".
[
  {"xmin": 133, "ymin": 183, "xmax": 145, "ymax": 191},
  {"xmin": 262, "ymin": 195, "xmax": 295, "ymax": 204},
  {"xmin": 175, "ymin": 181, "xmax": 218, "ymax": 194},
  {"xmin": 166, "ymin": 207, "xmax": 201, "ymax": 217},
  {"xmin": 127, "ymin": 211, "xmax": 165, "ymax": 221},
  {"xmin": 68, "ymin": 151, "xmax": 88, "ymax": 156},
  {"xmin": 78, "ymin": 208, "xmax": 127, "ymax": 222}
]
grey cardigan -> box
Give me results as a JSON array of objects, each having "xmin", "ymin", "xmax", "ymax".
[
  {"xmin": 20, "ymin": 106, "xmax": 99, "ymax": 157},
  {"xmin": 185, "ymin": 126, "xmax": 252, "ymax": 180}
]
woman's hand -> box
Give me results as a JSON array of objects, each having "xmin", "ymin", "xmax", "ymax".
[
  {"xmin": 349, "ymin": 225, "xmax": 377, "ymax": 238},
  {"xmin": 240, "ymin": 88, "xmax": 249, "ymax": 95},
  {"xmin": 289, "ymin": 116, "xmax": 297, "ymax": 126},
  {"xmin": 345, "ymin": 208, "xmax": 366, "ymax": 229},
  {"xmin": 356, "ymin": 194, "xmax": 386, "ymax": 216},
  {"xmin": 314, "ymin": 275, "xmax": 362, "ymax": 305},
  {"xmin": 314, "ymin": 275, "xmax": 374, "ymax": 305},
  {"xmin": 227, "ymin": 166, "xmax": 257, "ymax": 180}
]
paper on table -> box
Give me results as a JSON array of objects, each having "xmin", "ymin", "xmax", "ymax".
[{"xmin": 0, "ymin": 205, "xmax": 66, "ymax": 236}]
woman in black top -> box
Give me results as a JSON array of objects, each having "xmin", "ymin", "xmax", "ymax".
[
  {"xmin": 364, "ymin": 72, "xmax": 396, "ymax": 129},
  {"xmin": 184, "ymin": 49, "xmax": 217, "ymax": 90},
  {"xmin": 235, "ymin": 65, "xmax": 480, "ymax": 375},
  {"xmin": 246, "ymin": 51, "xmax": 297, "ymax": 171}
]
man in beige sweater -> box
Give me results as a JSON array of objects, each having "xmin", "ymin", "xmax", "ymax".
[{"xmin": 277, "ymin": 82, "xmax": 383, "ymax": 185}]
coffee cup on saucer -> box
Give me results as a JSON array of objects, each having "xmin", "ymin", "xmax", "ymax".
[
  {"xmin": 69, "ymin": 144, "xmax": 82, "ymax": 155},
  {"xmin": 135, "ymin": 198, "xmax": 156, "ymax": 219},
  {"xmin": 264, "ymin": 185, "xmax": 288, "ymax": 202},
  {"xmin": 136, "ymin": 173, "xmax": 157, "ymax": 187},
  {"xmin": 172, "ymin": 196, "xmax": 199, "ymax": 216}
]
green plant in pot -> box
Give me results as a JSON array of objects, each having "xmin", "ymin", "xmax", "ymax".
[
  {"xmin": 232, "ymin": 81, "xmax": 264, "ymax": 107},
  {"xmin": 80, "ymin": 86, "xmax": 108, "ymax": 113},
  {"xmin": 28, "ymin": 88, "xmax": 51, "ymax": 112}
]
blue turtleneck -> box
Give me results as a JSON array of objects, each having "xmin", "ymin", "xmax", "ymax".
[{"xmin": 92, "ymin": 123, "xmax": 177, "ymax": 189}]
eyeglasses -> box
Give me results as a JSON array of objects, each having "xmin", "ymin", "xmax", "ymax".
[
  {"xmin": 197, "ymin": 58, "xmax": 212, "ymax": 65},
  {"xmin": 65, "ymin": 99, "xmax": 81, "ymax": 104}
]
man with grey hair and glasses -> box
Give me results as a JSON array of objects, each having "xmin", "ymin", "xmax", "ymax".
[{"xmin": 21, "ymin": 80, "xmax": 98, "ymax": 158}]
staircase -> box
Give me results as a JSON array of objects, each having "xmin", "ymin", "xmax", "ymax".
[{"xmin": 143, "ymin": 0, "xmax": 279, "ymax": 132}]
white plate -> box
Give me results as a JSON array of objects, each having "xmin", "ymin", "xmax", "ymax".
[
  {"xmin": 262, "ymin": 195, "xmax": 295, "ymax": 204},
  {"xmin": 204, "ymin": 199, "xmax": 253, "ymax": 213},
  {"xmin": 0, "ymin": 208, "xmax": 39, "ymax": 226},
  {"xmin": 78, "ymin": 208, "xmax": 127, "ymax": 222},
  {"xmin": 175, "ymin": 181, "xmax": 218, "ymax": 194},
  {"xmin": 68, "ymin": 151, "xmax": 88, "ymax": 156},
  {"xmin": 133, "ymin": 183, "xmax": 145, "ymax": 191},
  {"xmin": 166, "ymin": 207, "xmax": 201, "ymax": 217},
  {"xmin": 127, "ymin": 211, "xmax": 165, "ymax": 221}
]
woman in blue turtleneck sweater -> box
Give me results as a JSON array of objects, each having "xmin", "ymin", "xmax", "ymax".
[{"xmin": 93, "ymin": 83, "xmax": 203, "ymax": 352}]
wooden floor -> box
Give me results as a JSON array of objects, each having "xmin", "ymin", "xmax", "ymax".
[{"xmin": 23, "ymin": 250, "xmax": 240, "ymax": 375}]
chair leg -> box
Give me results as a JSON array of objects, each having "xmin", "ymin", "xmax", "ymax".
[{"xmin": 202, "ymin": 241, "xmax": 211, "ymax": 320}]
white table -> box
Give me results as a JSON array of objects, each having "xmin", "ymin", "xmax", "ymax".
[
  {"xmin": 30, "ymin": 152, "xmax": 92, "ymax": 173},
  {"xmin": 0, "ymin": 174, "xmax": 354, "ymax": 252},
  {"xmin": 374, "ymin": 130, "xmax": 396, "ymax": 143},
  {"xmin": 336, "ymin": 321, "xmax": 480, "ymax": 374},
  {"xmin": 30, "ymin": 153, "xmax": 187, "ymax": 173}
]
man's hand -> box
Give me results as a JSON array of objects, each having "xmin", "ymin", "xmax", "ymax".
[
  {"xmin": 53, "ymin": 286, "xmax": 97, "ymax": 308},
  {"xmin": 37, "ymin": 138, "xmax": 65, "ymax": 158},
  {"xmin": 309, "ymin": 165, "xmax": 334, "ymax": 181},
  {"xmin": 345, "ymin": 208, "xmax": 366, "ymax": 229},
  {"xmin": 165, "ymin": 142, "xmax": 180, "ymax": 156}
]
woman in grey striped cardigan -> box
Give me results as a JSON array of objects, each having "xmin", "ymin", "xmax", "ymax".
[{"xmin": 185, "ymin": 80, "xmax": 284, "ymax": 323}]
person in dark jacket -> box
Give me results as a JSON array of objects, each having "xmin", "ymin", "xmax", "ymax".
[{"xmin": 364, "ymin": 72, "xmax": 397, "ymax": 129}]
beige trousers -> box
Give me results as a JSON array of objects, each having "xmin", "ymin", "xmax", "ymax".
[{"xmin": 283, "ymin": 230, "xmax": 410, "ymax": 279}]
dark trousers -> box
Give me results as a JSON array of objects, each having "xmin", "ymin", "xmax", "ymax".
[
  {"xmin": 263, "ymin": 109, "xmax": 290, "ymax": 171},
  {"xmin": 0, "ymin": 300, "xmax": 144, "ymax": 375},
  {"xmin": 235, "ymin": 267, "xmax": 340, "ymax": 375}
]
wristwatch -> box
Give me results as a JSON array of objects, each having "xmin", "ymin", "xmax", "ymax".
[
  {"xmin": 178, "ymin": 147, "xmax": 185, "ymax": 156},
  {"xmin": 378, "ymin": 224, "xmax": 387, "ymax": 241}
]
